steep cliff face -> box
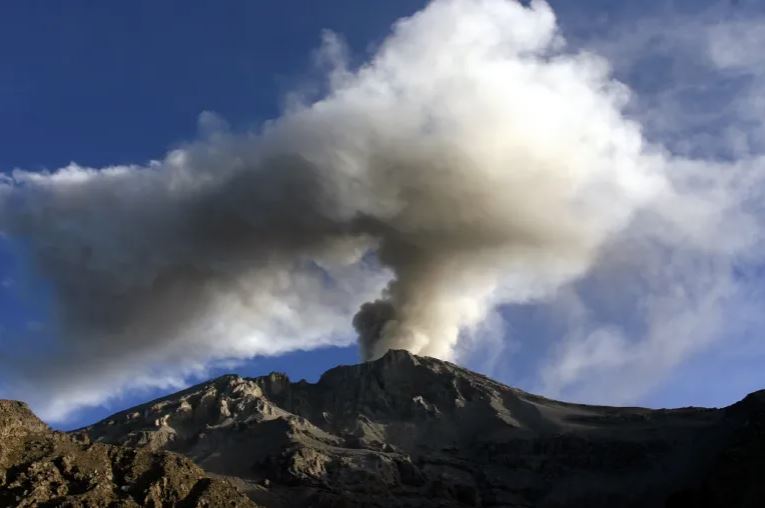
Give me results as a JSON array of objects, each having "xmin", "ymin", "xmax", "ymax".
[
  {"xmin": 81, "ymin": 350, "xmax": 765, "ymax": 507},
  {"xmin": 0, "ymin": 400, "xmax": 256, "ymax": 507}
]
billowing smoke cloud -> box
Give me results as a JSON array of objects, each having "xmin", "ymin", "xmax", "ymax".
[{"xmin": 0, "ymin": 0, "xmax": 761, "ymax": 420}]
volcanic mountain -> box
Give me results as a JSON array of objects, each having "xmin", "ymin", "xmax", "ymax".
[{"xmin": 2, "ymin": 350, "xmax": 765, "ymax": 507}]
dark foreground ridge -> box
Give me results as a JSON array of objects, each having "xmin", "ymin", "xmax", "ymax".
[{"xmin": 3, "ymin": 350, "xmax": 765, "ymax": 507}]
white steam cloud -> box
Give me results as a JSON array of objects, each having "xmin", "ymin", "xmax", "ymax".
[{"xmin": 0, "ymin": 0, "xmax": 762, "ymax": 420}]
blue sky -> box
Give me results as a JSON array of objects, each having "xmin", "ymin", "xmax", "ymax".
[
  {"xmin": 2, "ymin": 0, "xmax": 765, "ymax": 430},
  {"xmin": 0, "ymin": 0, "xmax": 429, "ymax": 171}
]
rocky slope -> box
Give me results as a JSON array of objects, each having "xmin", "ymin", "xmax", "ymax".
[
  {"xmin": 0, "ymin": 400, "xmax": 256, "ymax": 507},
  {"xmin": 76, "ymin": 350, "xmax": 765, "ymax": 507}
]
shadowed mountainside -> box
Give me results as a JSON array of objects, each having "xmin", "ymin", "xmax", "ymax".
[{"xmin": 73, "ymin": 350, "xmax": 765, "ymax": 507}]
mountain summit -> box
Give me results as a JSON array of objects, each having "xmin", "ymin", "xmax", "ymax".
[{"xmin": 2, "ymin": 350, "xmax": 765, "ymax": 506}]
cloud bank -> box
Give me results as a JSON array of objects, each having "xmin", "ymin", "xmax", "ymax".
[{"xmin": 0, "ymin": 0, "xmax": 763, "ymax": 420}]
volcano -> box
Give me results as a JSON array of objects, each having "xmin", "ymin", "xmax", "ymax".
[{"xmin": 2, "ymin": 350, "xmax": 764, "ymax": 507}]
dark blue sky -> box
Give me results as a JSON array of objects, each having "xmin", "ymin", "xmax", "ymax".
[
  {"xmin": 2, "ymin": 0, "xmax": 764, "ymax": 430},
  {"xmin": 0, "ymin": 0, "xmax": 428, "ymax": 171}
]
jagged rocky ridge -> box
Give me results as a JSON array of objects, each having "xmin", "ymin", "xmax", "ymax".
[
  {"xmin": 77, "ymin": 351, "xmax": 765, "ymax": 507},
  {"xmin": 72, "ymin": 350, "xmax": 765, "ymax": 507}
]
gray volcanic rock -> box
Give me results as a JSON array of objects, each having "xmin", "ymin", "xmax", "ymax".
[
  {"xmin": 0, "ymin": 400, "xmax": 257, "ymax": 507},
  {"xmin": 81, "ymin": 350, "xmax": 765, "ymax": 507}
]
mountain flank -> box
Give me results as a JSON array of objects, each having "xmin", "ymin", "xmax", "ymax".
[{"xmin": 2, "ymin": 350, "xmax": 765, "ymax": 507}]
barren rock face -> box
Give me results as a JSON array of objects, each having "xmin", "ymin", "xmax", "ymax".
[{"xmin": 80, "ymin": 350, "xmax": 765, "ymax": 507}]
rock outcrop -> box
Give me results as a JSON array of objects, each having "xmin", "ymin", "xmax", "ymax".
[{"xmin": 78, "ymin": 350, "xmax": 765, "ymax": 507}]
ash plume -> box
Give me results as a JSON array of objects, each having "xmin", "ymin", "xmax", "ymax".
[{"xmin": 2, "ymin": 0, "xmax": 760, "ymax": 420}]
